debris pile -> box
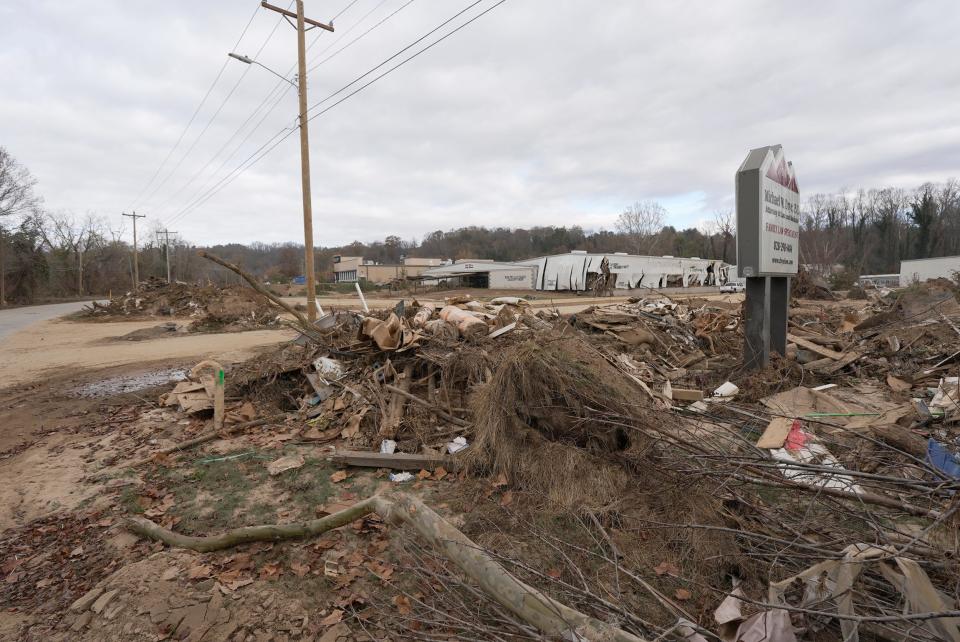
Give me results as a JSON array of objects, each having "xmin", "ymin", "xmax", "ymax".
[
  {"xmin": 80, "ymin": 277, "xmax": 280, "ymax": 331},
  {"xmin": 75, "ymin": 256, "xmax": 960, "ymax": 641}
]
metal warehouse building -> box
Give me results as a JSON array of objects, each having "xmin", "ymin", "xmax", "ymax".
[
  {"xmin": 419, "ymin": 260, "xmax": 537, "ymax": 290},
  {"xmin": 900, "ymin": 256, "xmax": 960, "ymax": 286},
  {"xmin": 516, "ymin": 252, "xmax": 730, "ymax": 291}
]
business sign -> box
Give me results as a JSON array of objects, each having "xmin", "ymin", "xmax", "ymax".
[{"xmin": 735, "ymin": 145, "xmax": 800, "ymax": 277}]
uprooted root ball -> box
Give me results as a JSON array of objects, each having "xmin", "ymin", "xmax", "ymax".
[{"xmin": 467, "ymin": 335, "xmax": 649, "ymax": 512}]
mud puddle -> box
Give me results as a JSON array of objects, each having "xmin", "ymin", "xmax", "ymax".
[{"xmin": 71, "ymin": 367, "xmax": 187, "ymax": 398}]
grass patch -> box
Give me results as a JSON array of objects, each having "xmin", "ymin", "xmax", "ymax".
[
  {"xmin": 130, "ymin": 449, "xmax": 341, "ymax": 534},
  {"xmin": 273, "ymin": 456, "xmax": 337, "ymax": 513}
]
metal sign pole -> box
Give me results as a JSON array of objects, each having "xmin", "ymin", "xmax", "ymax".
[{"xmin": 735, "ymin": 145, "xmax": 800, "ymax": 370}]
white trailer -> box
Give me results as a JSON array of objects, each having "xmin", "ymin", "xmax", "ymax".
[{"xmin": 899, "ymin": 256, "xmax": 960, "ymax": 286}]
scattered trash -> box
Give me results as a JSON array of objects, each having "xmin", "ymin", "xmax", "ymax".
[
  {"xmin": 380, "ymin": 439, "xmax": 397, "ymax": 454},
  {"xmin": 713, "ymin": 381, "xmax": 738, "ymax": 399},
  {"xmin": 389, "ymin": 472, "xmax": 415, "ymax": 483},
  {"xmin": 447, "ymin": 436, "xmax": 468, "ymax": 454},
  {"xmin": 927, "ymin": 439, "xmax": 960, "ymax": 480},
  {"xmin": 266, "ymin": 454, "xmax": 305, "ymax": 476}
]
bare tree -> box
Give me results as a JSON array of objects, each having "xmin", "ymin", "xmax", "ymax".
[
  {"xmin": 1, "ymin": 148, "xmax": 45, "ymax": 305},
  {"xmin": 0, "ymin": 147, "xmax": 41, "ymax": 219},
  {"xmin": 615, "ymin": 201, "xmax": 665, "ymax": 255},
  {"xmin": 713, "ymin": 209, "xmax": 735, "ymax": 263}
]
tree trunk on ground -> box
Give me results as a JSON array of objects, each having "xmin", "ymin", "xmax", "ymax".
[{"xmin": 126, "ymin": 492, "xmax": 647, "ymax": 642}]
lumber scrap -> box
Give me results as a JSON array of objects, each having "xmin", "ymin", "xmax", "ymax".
[
  {"xmin": 383, "ymin": 383, "xmax": 470, "ymax": 427},
  {"xmin": 787, "ymin": 333, "xmax": 845, "ymax": 360},
  {"xmin": 330, "ymin": 449, "xmax": 456, "ymax": 471},
  {"xmin": 818, "ymin": 349, "xmax": 863, "ymax": 374},
  {"xmin": 380, "ymin": 364, "xmax": 413, "ymax": 437},
  {"xmin": 670, "ymin": 388, "xmax": 704, "ymax": 402}
]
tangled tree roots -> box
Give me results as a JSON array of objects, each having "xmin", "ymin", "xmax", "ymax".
[{"xmin": 468, "ymin": 335, "xmax": 650, "ymax": 512}]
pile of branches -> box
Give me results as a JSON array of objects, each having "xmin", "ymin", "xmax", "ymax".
[
  {"xmin": 149, "ymin": 252, "xmax": 960, "ymax": 641},
  {"xmin": 79, "ymin": 276, "xmax": 279, "ymax": 331}
]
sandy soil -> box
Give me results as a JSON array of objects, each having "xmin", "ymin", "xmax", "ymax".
[{"xmin": 0, "ymin": 318, "xmax": 295, "ymax": 387}]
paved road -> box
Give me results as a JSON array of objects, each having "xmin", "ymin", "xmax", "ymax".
[{"xmin": 0, "ymin": 301, "xmax": 98, "ymax": 341}]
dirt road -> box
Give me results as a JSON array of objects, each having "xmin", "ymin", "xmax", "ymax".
[
  {"xmin": 0, "ymin": 300, "xmax": 100, "ymax": 340},
  {"xmin": 0, "ymin": 315, "xmax": 295, "ymax": 387}
]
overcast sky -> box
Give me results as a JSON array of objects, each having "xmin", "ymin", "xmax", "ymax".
[{"xmin": 2, "ymin": 1, "xmax": 958, "ymax": 247}]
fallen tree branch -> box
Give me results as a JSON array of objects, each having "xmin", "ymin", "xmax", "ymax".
[
  {"xmin": 384, "ymin": 383, "xmax": 471, "ymax": 427},
  {"xmin": 129, "ymin": 415, "xmax": 285, "ymax": 467},
  {"xmin": 197, "ymin": 250, "xmax": 319, "ymax": 338},
  {"xmin": 126, "ymin": 492, "xmax": 646, "ymax": 642}
]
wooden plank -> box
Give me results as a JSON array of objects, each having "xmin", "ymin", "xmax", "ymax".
[
  {"xmin": 756, "ymin": 417, "xmax": 794, "ymax": 449},
  {"xmin": 787, "ymin": 333, "xmax": 844, "ymax": 360},
  {"xmin": 671, "ymin": 388, "xmax": 704, "ymax": 401},
  {"xmin": 819, "ymin": 350, "xmax": 862, "ymax": 374},
  {"xmin": 330, "ymin": 450, "xmax": 456, "ymax": 471}
]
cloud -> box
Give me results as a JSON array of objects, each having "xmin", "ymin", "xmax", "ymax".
[{"xmin": 2, "ymin": 0, "xmax": 958, "ymax": 247}]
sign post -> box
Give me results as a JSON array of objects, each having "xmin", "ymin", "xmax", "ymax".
[{"xmin": 735, "ymin": 145, "xmax": 800, "ymax": 369}]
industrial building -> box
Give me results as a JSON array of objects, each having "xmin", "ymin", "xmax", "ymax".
[
  {"xmin": 419, "ymin": 260, "xmax": 537, "ymax": 290},
  {"xmin": 419, "ymin": 252, "xmax": 730, "ymax": 292},
  {"xmin": 516, "ymin": 252, "xmax": 730, "ymax": 291},
  {"xmin": 900, "ymin": 256, "xmax": 960, "ymax": 286},
  {"xmin": 333, "ymin": 255, "xmax": 442, "ymax": 284}
]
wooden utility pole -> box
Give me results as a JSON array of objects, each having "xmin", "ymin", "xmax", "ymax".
[
  {"xmin": 0, "ymin": 226, "xmax": 6, "ymax": 306},
  {"xmin": 259, "ymin": 0, "xmax": 333, "ymax": 321},
  {"xmin": 160, "ymin": 229, "xmax": 177, "ymax": 283},
  {"xmin": 122, "ymin": 211, "xmax": 146, "ymax": 291},
  {"xmin": 77, "ymin": 240, "xmax": 83, "ymax": 295}
]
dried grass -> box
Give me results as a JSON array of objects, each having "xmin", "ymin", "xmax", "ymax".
[{"xmin": 467, "ymin": 334, "xmax": 645, "ymax": 512}]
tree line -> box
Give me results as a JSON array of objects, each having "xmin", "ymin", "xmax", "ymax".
[{"xmin": 2, "ymin": 144, "xmax": 958, "ymax": 304}]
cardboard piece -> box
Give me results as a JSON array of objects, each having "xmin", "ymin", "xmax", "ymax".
[{"xmin": 756, "ymin": 417, "xmax": 794, "ymax": 449}]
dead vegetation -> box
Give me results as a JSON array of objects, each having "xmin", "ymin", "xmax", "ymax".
[
  {"xmin": 77, "ymin": 276, "xmax": 281, "ymax": 332},
  {"xmin": 7, "ymin": 258, "xmax": 960, "ymax": 641}
]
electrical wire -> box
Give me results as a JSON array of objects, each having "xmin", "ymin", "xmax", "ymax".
[
  {"xmin": 306, "ymin": 0, "xmax": 415, "ymax": 74},
  {"xmin": 127, "ymin": 0, "xmax": 262, "ymax": 210},
  {"xmin": 161, "ymin": 0, "xmax": 411, "ymax": 225},
  {"xmin": 165, "ymin": 0, "xmax": 508, "ymax": 227},
  {"xmin": 136, "ymin": 3, "xmax": 294, "ymax": 212},
  {"xmin": 156, "ymin": 0, "xmax": 373, "ymax": 224}
]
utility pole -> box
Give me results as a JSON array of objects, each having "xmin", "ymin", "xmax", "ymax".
[
  {"xmin": 122, "ymin": 211, "xmax": 146, "ymax": 291},
  {"xmin": 77, "ymin": 237, "xmax": 84, "ymax": 296},
  {"xmin": 259, "ymin": 0, "xmax": 333, "ymax": 321},
  {"xmin": 160, "ymin": 229, "xmax": 177, "ymax": 283},
  {"xmin": 0, "ymin": 226, "xmax": 6, "ymax": 306}
]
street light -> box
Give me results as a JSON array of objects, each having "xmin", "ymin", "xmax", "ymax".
[
  {"xmin": 228, "ymin": 49, "xmax": 319, "ymax": 321},
  {"xmin": 228, "ymin": 52, "xmax": 297, "ymax": 88}
]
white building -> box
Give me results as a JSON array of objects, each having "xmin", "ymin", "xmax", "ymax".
[
  {"xmin": 419, "ymin": 260, "xmax": 537, "ymax": 290},
  {"xmin": 900, "ymin": 256, "xmax": 960, "ymax": 286},
  {"xmin": 516, "ymin": 252, "xmax": 730, "ymax": 292}
]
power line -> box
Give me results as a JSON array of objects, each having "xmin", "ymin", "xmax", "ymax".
[
  {"xmin": 306, "ymin": 0, "xmax": 415, "ymax": 74},
  {"xmin": 161, "ymin": 0, "xmax": 411, "ymax": 225},
  {"xmin": 127, "ymin": 1, "xmax": 261, "ymax": 210},
  {"xmin": 305, "ymin": 0, "xmax": 486, "ymax": 116},
  {"xmin": 165, "ymin": 0, "xmax": 508, "ymax": 227},
  {"xmin": 137, "ymin": 4, "xmax": 294, "ymax": 212}
]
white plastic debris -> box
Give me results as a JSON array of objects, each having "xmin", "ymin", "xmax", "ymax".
[
  {"xmin": 447, "ymin": 436, "xmax": 469, "ymax": 454},
  {"xmin": 313, "ymin": 356, "xmax": 344, "ymax": 380},
  {"xmin": 380, "ymin": 439, "xmax": 397, "ymax": 454},
  {"xmin": 389, "ymin": 472, "xmax": 415, "ymax": 483},
  {"xmin": 713, "ymin": 381, "xmax": 739, "ymax": 399}
]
